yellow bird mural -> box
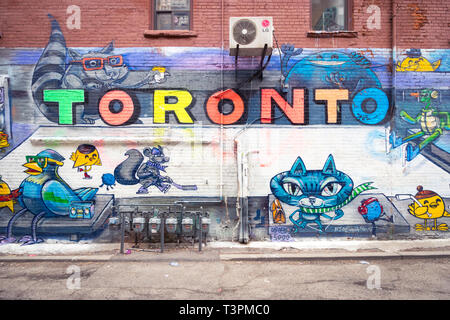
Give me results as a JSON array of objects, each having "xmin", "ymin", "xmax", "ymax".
[
  {"xmin": 396, "ymin": 49, "xmax": 441, "ymax": 72},
  {"xmin": 408, "ymin": 186, "xmax": 450, "ymax": 231},
  {"xmin": 70, "ymin": 144, "xmax": 102, "ymax": 179}
]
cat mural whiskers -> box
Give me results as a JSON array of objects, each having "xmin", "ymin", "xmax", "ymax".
[{"xmin": 270, "ymin": 154, "xmax": 375, "ymax": 233}]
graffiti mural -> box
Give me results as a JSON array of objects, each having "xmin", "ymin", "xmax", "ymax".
[
  {"xmin": 32, "ymin": 15, "xmax": 170, "ymax": 125},
  {"xmin": 0, "ymin": 176, "xmax": 19, "ymax": 213},
  {"xmin": 0, "ymin": 149, "xmax": 99, "ymax": 245},
  {"xmin": 390, "ymin": 89, "xmax": 449, "ymax": 162},
  {"xmin": 0, "ymin": 11, "xmax": 448, "ymax": 243},
  {"xmin": 401, "ymin": 186, "xmax": 449, "ymax": 231},
  {"xmin": 0, "ymin": 132, "xmax": 9, "ymax": 152},
  {"xmin": 282, "ymin": 46, "xmax": 382, "ymax": 96},
  {"xmin": 357, "ymin": 197, "xmax": 393, "ymax": 236},
  {"xmin": 271, "ymin": 199, "xmax": 286, "ymax": 224},
  {"xmin": 259, "ymin": 44, "xmax": 392, "ymax": 126},
  {"xmin": 396, "ymin": 49, "xmax": 441, "ymax": 72},
  {"xmin": 70, "ymin": 144, "xmax": 102, "ymax": 179},
  {"xmin": 270, "ymin": 154, "xmax": 375, "ymax": 233},
  {"xmin": 99, "ymin": 173, "xmax": 116, "ymax": 191},
  {"xmin": 391, "ymin": 47, "xmax": 449, "ymax": 172},
  {"xmin": 31, "ymin": 15, "xmax": 394, "ymax": 128},
  {"xmin": 0, "ymin": 76, "xmax": 12, "ymax": 157},
  {"xmin": 114, "ymin": 146, "xmax": 198, "ymax": 194}
]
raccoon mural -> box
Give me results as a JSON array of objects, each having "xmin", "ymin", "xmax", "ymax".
[{"xmin": 31, "ymin": 14, "xmax": 170, "ymax": 124}]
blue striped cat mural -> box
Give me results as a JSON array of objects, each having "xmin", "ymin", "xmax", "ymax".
[{"xmin": 270, "ymin": 154, "xmax": 375, "ymax": 232}]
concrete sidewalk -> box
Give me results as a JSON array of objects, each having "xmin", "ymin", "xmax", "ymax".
[{"xmin": 0, "ymin": 238, "xmax": 449, "ymax": 262}]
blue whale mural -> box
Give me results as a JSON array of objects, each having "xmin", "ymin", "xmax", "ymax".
[{"xmin": 283, "ymin": 49, "xmax": 382, "ymax": 96}]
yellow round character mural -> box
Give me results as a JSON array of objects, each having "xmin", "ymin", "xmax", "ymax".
[
  {"xmin": 70, "ymin": 144, "xmax": 102, "ymax": 180},
  {"xmin": 408, "ymin": 186, "xmax": 450, "ymax": 231}
]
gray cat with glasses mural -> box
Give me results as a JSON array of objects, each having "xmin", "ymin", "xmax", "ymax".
[{"xmin": 31, "ymin": 14, "xmax": 170, "ymax": 124}]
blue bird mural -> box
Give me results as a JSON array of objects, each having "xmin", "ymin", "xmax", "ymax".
[
  {"xmin": 358, "ymin": 197, "xmax": 393, "ymax": 236},
  {"xmin": 0, "ymin": 149, "xmax": 98, "ymax": 245}
]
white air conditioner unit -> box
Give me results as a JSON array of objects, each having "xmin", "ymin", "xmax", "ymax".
[{"xmin": 229, "ymin": 17, "xmax": 273, "ymax": 56}]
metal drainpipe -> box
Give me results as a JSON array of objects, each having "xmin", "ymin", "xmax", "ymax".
[
  {"xmin": 391, "ymin": 0, "xmax": 396, "ymax": 108},
  {"xmin": 238, "ymin": 142, "xmax": 246, "ymax": 243},
  {"xmin": 389, "ymin": 0, "xmax": 397, "ymax": 161},
  {"xmin": 240, "ymin": 150, "xmax": 260, "ymax": 244},
  {"xmin": 160, "ymin": 212, "xmax": 165, "ymax": 253},
  {"xmin": 234, "ymin": 138, "xmax": 242, "ymax": 241},
  {"xmin": 120, "ymin": 207, "xmax": 125, "ymax": 254},
  {"xmin": 233, "ymin": 120, "xmax": 251, "ymax": 244},
  {"xmin": 239, "ymin": 150, "xmax": 249, "ymax": 244},
  {"xmin": 233, "ymin": 128, "xmax": 251, "ymax": 243},
  {"xmin": 235, "ymin": 137, "xmax": 254, "ymax": 244},
  {"xmin": 198, "ymin": 208, "xmax": 203, "ymax": 251},
  {"xmin": 219, "ymin": 0, "xmax": 224, "ymax": 201}
]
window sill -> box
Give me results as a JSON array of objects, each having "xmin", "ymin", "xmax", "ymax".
[
  {"xmin": 144, "ymin": 30, "xmax": 198, "ymax": 38},
  {"xmin": 307, "ymin": 31, "xmax": 358, "ymax": 38}
]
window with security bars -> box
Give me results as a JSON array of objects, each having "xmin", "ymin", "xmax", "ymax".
[
  {"xmin": 311, "ymin": 0, "xmax": 349, "ymax": 31},
  {"xmin": 154, "ymin": 0, "xmax": 191, "ymax": 30}
]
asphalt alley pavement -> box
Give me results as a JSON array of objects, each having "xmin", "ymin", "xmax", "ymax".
[{"xmin": 0, "ymin": 239, "xmax": 449, "ymax": 302}]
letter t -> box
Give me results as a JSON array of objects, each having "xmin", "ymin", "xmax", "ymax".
[{"xmin": 43, "ymin": 89, "xmax": 85, "ymax": 124}]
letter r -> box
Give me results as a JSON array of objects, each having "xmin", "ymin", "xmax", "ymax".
[{"xmin": 154, "ymin": 90, "xmax": 194, "ymax": 123}]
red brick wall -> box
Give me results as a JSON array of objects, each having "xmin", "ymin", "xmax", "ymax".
[
  {"xmin": 0, "ymin": 0, "xmax": 447, "ymax": 48},
  {"xmin": 393, "ymin": 0, "xmax": 450, "ymax": 49}
]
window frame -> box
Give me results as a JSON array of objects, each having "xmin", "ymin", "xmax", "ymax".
[
  {"xmin": 151, "ymin": 0, "xmax": 193, "ymax": 31},
  {"xmin": 311, "ymin": 0, "xmax": 351, "ymax": 32},
  {"xmin": 308, "ymin": 0, "xmax": 356, "ymax": 37}
]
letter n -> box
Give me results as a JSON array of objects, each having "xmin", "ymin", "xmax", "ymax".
[{"xmin": 260, "ymin": 88, "xmax": 306, "ymax": 124}]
